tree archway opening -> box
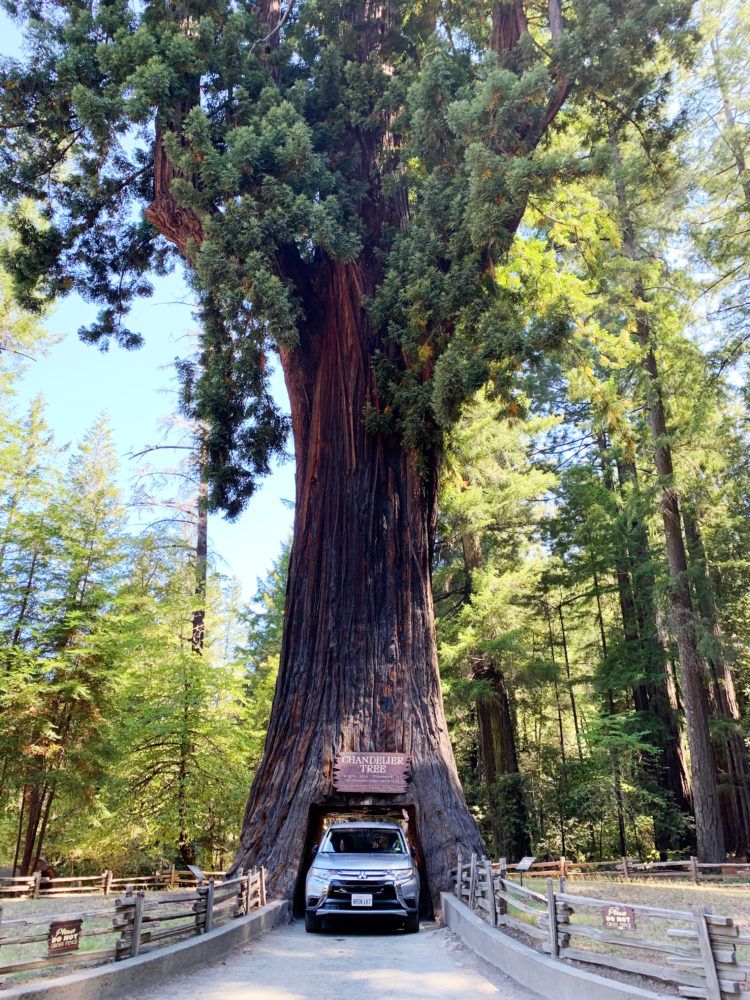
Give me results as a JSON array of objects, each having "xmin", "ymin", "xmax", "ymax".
[{"xmin": 293, "ymin": 800, "xmax": 431, "ymax": 919}]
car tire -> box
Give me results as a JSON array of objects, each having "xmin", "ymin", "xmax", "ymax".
[
  {"xmin": 305, "ymin": 911, "xmax": 321, "ymax": 933},
  {"xmin": 404, "ymin": 913, "xmax": 419, "ymax": 933}
]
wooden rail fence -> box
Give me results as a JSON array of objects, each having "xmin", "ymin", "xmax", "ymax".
[
  {"xmin": 456, "ymin": 853, "xmax": 750, "ymax": 1000},
  {"xmin": 0, "ymin": 868, "xmax": 265, "ymax": 984},
  {"xmin": 0, "ymin": 866, "xmax": 227, "ymax": 899},
  {"xmin": 499, "ymin": 856, "xmax": 750, "ymax": 885}
]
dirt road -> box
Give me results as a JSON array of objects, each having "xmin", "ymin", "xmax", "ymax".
[{"xmin": 131, "ymin": 917, "xmax": 541, "ymax": 1000}]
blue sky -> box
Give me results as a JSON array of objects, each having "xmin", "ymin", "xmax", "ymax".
[{"xmin": 2, "ymin": 12, "xmax": 295, "ymax": 600}]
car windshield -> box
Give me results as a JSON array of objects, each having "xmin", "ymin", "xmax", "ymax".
[{"xmin": 321, "ymin": 828, "xmax": 406, "ymax": 854}]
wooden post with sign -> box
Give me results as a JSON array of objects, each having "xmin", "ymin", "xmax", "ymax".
[{"xmin": 517, "ymin": 856, "xmax": 536, "ymax": 887}]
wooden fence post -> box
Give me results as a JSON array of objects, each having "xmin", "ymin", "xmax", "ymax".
[
  {"xmin": 690, "ymin": 855, "xmax": 699, "ymax": 884},
  {"xmin": 234, "ymin": 868, "xmax": 243, "ymax": 916},
  {"xmin": 169, "ymin": 864, "xmax": 177, "ymax": 890},
  {"xmin": 130, "ymin": 892, "xmax": 145, "ymax": 958},
  {"xmin": 103, "ymin": 870, "xmax": 113, "ymax": 895},
  {"xmin": 455, "ymin": 851, "xmax": 462, "ymax": 897},
  {"xmin": 546, "ymin": 878, "xmax": 559, "ymax": 957},
  {"xmin": 260, "ymin": 866, "xmax": 267, "ymax": 907},
  {"xmin": 559, "ymin": 856, "xmax": 566, "ymax": 879},
  {"xmin": 195, "ymin": 885, "xmax": 205, "ymax": 933},
  {"xmin": 621, "ymin": 856, "xmax": 630, "ymax": 880},
  {"xmin": 693, "ymin": 909, "xmax": 722, "ymax": 1000},
  {"xmin": 468, "ymin": 853, "xmax": 478, "ymax": 911},
  {"xmin": 204, "ymin": 879, "xmax": 215, "ymax": 934},
  {"xmin": 484, "ymin": 859, "xmax": 497, "ymax": 926},
  {"xmin": 32, "ymin": 871, "xmax": 41, "ymax": 899},
  {"xmin": 495, "ymin": 859, "xmax": 507, "ymax": 917}
]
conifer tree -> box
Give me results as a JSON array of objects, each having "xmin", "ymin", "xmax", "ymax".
[{"xmin": 0, "ymin": 0, "xmax": 694, "ymax": 901}]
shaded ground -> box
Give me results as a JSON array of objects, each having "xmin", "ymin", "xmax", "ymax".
[{"xmin": 128, "ymin": 917, "xmax": 542, "ymax": 1000}]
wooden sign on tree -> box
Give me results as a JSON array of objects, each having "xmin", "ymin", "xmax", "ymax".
[{"xmin": 333, "ymin": 753, "xmax": 410, "ymax": 794}]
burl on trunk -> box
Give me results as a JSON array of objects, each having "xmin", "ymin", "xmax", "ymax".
[{"xmin": 232, "ymin": 260, "xmax": 484, "ymax": 909}]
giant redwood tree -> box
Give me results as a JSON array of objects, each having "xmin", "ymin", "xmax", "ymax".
[{"xmin": 0, "ymin": 0, "xmax": 692, "ymax": 905}]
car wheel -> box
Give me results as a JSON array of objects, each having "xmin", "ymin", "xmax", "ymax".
[
  {"xmin": 305, "ymin": 911, "xmax": 321, "ymax": 933},
  {"xmin": 404, "ymin": 913, "xmax": 419, "ymax": 933}
]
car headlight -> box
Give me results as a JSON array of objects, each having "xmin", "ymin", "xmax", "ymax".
[
  {"xmin": 307, "ymin": 868, "xmax": 331, "ymax": 887},
  {"xmin": 390, "ymin": 868, "xmax": 415, "ymax": 883}
]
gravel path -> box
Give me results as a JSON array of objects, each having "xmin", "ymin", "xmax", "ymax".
[{"xmin": 128, "ymin": 917, "xmax": 542, "ymax": 1000}]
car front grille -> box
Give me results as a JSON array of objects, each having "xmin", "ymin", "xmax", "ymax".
[{"xmin": 323, "ymin": 879, "xmax": 400, "ymax": 910}]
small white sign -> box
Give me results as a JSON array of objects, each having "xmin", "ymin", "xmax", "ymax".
[{"xmin": 351, "ymin": 893, "xmax": 373, "ymax": 907}]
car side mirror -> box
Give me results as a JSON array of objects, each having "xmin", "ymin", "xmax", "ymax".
[
  {"xmin": 410, "ymin": 845, "xmax": 417, "ymax": 858},
  {"xmin": 311, "ymin": 844, "xmax": 318, "ymax": 856}
]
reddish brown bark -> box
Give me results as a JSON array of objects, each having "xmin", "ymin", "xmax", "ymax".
[
  {"xmin": 232, "ymin": 260, "xmax": 483, "ymax": 910},
  {"xmin": 141, "ymin": 0, "xmax": 581, "ymax": 908},
  {"xmin": 612, "ymin": 135, "xmax": 724, "ymax": 862},
  {"xmin": 491, "ymin": 0, "xmax": 528, "ymax": 53},
  {"xmin": 462, "ymin": 534, "xmax": 531, "ymax": 861},
  {"xmin": 608, "ymin": 454, "xmax": 692, "ymax": 845},
  {"xmin": 146, "ymin": 128, "xmax": 203, "ymax": 260},
  {"xmin": 683, "ymin": 508, "xmax": 750, "ymax": 855}
]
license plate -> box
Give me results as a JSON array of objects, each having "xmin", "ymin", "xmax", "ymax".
[{"xmin": 351, "ymin": 893, "xmax": 373, "ymax": 907}]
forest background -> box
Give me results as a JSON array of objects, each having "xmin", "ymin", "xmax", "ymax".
[{"xmin": 2, "ymin": 0, "xmax": 750, "ymax": 876}]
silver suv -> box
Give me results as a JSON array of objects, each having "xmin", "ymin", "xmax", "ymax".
[{"xmin": 304, "ymin": 821, "xmax": 420, "ymax": 933}]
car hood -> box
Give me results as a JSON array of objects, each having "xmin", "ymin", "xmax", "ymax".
[{"xmin": 310, "ymin": 853, "xmax": 413, "ymax": 873}]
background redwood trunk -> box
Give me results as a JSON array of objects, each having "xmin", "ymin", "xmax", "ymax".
[
  {"xmin": 475, "ymin": 662, "xmax": 532, "ymax": 861},
  {"xmin": 683, "ymin": 508, "xmax": 750, "ymax": 855},
  {"xmin": 232, "ymin": 261, "xmax": 484, "ymax": 910}
]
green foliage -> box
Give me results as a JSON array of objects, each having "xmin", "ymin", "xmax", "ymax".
[{"xmin": 0, "ymin": 0, "xmax": 693, "ymax": 513}]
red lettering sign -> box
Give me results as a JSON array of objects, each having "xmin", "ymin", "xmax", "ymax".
[
  {"xmin": 48, "ymin": 919, "xmax": 83, "ymax": 955},
  {"xmin": 333, "ymin": 753, "xmax": 410, "ymax": 793},
  {"xmin": 602, "ymin": 905, "xmax": 636, "ymax": 931}
]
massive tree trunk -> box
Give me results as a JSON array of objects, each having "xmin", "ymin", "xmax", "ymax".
[
  {"xmin": 232, "ymin": 260, "xmax": 483, "ymax": 910},
  {"xmin": 614, "ymin": 456, "xmax": 692, "ymax": 848},
  {"xmin": 683, "ymin": 508, "xmax": 750, "ymax": 855},
  {"xmin": 474, "ymin": 663, "xmax": 532, "ymax": 862},
  {"xmin": 611, "ymin": 135, "xmax": 725, "ymax": 862},
  {"xmin": 144, "ymin": 0, "xmax": 574, "ymax": 913},
  {"xmin": 636, "ymin": 343, "xmax": 723, "ymax": 860},
  {"xmin": 462, "ymin": 533, "xmax": 531, "ymax": 862}
]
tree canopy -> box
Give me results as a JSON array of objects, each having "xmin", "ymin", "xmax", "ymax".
[{"xmin": 0, "ymin": 0, "xmax": 693, "ymax": 513}]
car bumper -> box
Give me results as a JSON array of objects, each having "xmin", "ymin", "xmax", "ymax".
[{"xmin": 306, "ymin": 877, "xmax": 419, "ymax": 918}]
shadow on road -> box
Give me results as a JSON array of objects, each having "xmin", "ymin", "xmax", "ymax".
[{"xmin": 312, "ymin": 915, "xmax": 427, "ymax": 935}]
